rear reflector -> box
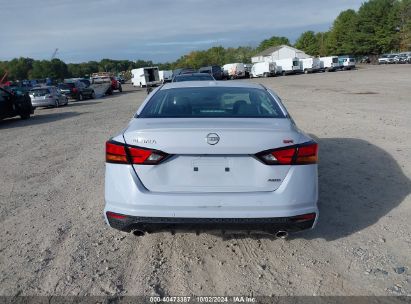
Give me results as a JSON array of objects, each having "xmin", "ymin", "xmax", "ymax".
[
  {"xmin": 106, "ymin": 211, "xmax": 127, "ymax": 220},
  {"xmin": 106, "ymin": 140, "xmax": 169, "ymax": 165},
  {"xmin": 256, "ymin": 141, "xmax": 318, "ymax": 165},
  {"xmin": 290, "ymin": 213, "xmax": 316, "ymax": 222}
]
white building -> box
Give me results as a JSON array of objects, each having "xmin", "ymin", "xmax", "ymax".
[{"xmin": 251, "ymin": 45, "xmax": 311, "ymax": 63}]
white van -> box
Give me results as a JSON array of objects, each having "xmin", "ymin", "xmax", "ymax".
[
  {"xmin": 131, "ymin": 67, "xmax": 161, "ymax": 87},
  {"xmin": 222, "ymin": 63, "xmax": 246, "ymax": 79},
  {"xmin": 299, "ymin": 58, "xmax": 322, "ymax": 74},
  {"xmin": 159, "ymin": 70, "xmax": 173, "ymax": 83},
  {"xmin": 340, "ymin": 57, "xmax": 356, "ymax": 70},
  {"xmin": 251, "ymin": 62, "xmax": 278, "ymax": 78},
  {"xmin": 274, "ymin": 58, "xmax": 301, "ymax": 75},
  {"xmin": 319, "ymin": 56, "xmax": 339, "ymax": 72}
]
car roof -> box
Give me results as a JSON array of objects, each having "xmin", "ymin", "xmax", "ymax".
[{"xmin": 161, "ymin": 81, "xmax": 264, "ymax": 90}]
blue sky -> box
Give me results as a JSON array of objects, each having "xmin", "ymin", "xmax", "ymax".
[{"xmin": 0, "ymin": 0, "xmax": 364, "ymax": 63}]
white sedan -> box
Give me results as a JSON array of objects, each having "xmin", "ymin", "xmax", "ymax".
[{"xmin": 104, "ymin": 81, "xmax": 318, "ymax": 237}]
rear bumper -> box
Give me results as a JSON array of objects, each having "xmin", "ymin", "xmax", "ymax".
[
  {"xmin": 106, "ymin": 213, "xmax": 316, "ymax": 234},
  {"xmin": 104, "ymin": 163, "xmax": 319, "ymax": 233},
  {"xmin": 31, "ymin": 98, "xmax": 54, "ymax": 107}
]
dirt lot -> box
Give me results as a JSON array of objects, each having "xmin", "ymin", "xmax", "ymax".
[{"xmin": 0, "ymin": 65, "xmax": 410, "ymax": 297}]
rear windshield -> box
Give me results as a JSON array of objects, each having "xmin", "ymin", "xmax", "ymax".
[
  {"xmin": 29, "ymin": 89, "xmax": 50, "ymax": 96},
  {"xmin": 139, "ymin": 87, "xmax": 285, "ymax": 118},
  {"xmin": 173, "ymin": 75, "xmax": 214, "ymax": 82}
]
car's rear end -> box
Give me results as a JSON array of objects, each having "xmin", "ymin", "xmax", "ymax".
[
  {"xmin": 29, "ymin": 88, "xmax": 55, "ymax": 107},
  {"xmin": 104, "ymin": 82, "xmax": 318, "ymax": 236},
  {"xmin": 61, "ymin": 82, "xmax": 79, "ymax": 99}
]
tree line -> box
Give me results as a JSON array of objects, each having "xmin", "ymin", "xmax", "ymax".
[{"xmin": 1, "ymin": 0, "xmax": 409, "ymax": 81}]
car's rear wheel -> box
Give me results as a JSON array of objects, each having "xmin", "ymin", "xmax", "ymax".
[
  {"xmin": 91, "ymin": 91, "xmax": 96, "ymax": 99},
  {"xmin": 54, "ymin": 99, "xmax": 59, "ymax": 108},
  {"xmin": 20, "ymin": 111, "xmax": 30, "ymax": 120},
  {"xmin": 119, "ymin": 85, "xmax": 122, "ymax": 92}
]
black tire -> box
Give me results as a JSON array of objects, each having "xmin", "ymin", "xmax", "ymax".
[
  {"xmin": 55, "ymin": 99, "xmax": 59, "ymax": 108},
  {"xmin": 106, "ymin": 88, "xmax": 113, "ymax": 95},
  {"xmin": 119, "ymin": 85, "xmax": 122, "ymax": 92},
  {"xmin": 20, "ymin": 111, "xmax": 30, "ymax": 120},
  {"xmin": 79, "ymin": 93, "xmax": 84, "ymax": 101},
  {"xmin": 281, "ymin": 71, "xmax": 286, "ymax": 76},
  {"xmin": 91, "ymin": 91, "xmax": 96, "ymax": 99}
]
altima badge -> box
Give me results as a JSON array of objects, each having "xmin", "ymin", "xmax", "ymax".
[{"xmin": 206, "ymin": 133, "xmax": 220, "ymax": 145}]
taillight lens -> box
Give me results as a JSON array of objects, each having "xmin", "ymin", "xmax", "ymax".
[
  {"xmin": 72, "ymin": 88, "xmax": 78, "ymax": 93},
  {"xmin": 256, "ymin": 142, "xmax": 318, "ymax": 165},
  {"xmin": 106, "ymin": 140, "xmax": 168, "ymax": 165}
]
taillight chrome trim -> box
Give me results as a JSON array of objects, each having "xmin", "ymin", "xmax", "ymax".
[
  {"xmin": 254, "ymin": 141, "xmax": 318, "ymax": 165},
  {"xmin": 106, "ymin": 140, "xmax": 170, "ymax": 165}
]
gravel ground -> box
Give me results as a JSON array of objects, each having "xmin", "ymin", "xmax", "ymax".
[{"xmin": 0, "ymin": 65, "xmax": 410, "ymax": 297}]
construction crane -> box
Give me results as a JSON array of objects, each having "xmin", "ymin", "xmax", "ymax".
[{"xmin": 51, "ymin": 48, "xmax": 59, "ymax": 60}]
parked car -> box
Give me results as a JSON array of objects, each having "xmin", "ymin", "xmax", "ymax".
[
  {"xmin": 378, "ymin": 54, "xmax": 396, "ymax": 64},
  {"xmin": 29, "ymin": 86, "xmax": 68, "ymax": 108},
  {"xmin": 62, "ymin": 80, "xmax": 95, "ymax": 100},
  {"xmin": 110, "ymin": 76, "xmax": 122, "ymax": 92},
  {"xmin": 116, "ymin": 76, "xmax": 125, "ymax": 84},
  {"xmin": 172, "ymin": 73, "xmax": 215, "ymax": 82},
  {"xmin": 0, "ymin": 87, "xmax": 33, "ymax": 120},
  {"xmin": 104, "ymin": 81, "xmax": 319, "ymax": 237},
  {"xmin": 172, "ymin": 68, "xmax": 197, "ymax": 77},
  {"xmin": 395, "ymin": 54, "xmax": 408, "ymax": 64},
  {"xmin": 198, "ymin": 66, "xmax": 223, "ymax": 80},
  {"xmin": 360, "ymin": 56, "xmax": 370, "ymax": 64},
  {"xmin": 90, "ymin": 76, "xmax": 113, "ymax": 96}
]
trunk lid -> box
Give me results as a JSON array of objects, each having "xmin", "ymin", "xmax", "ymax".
[{"xmin": 123, "ymin": 118, "xmax": 301, "ymax": 193}]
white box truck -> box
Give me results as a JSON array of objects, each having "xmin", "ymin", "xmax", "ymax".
[
  {"xmin": 222, "ymin": 63, "xmax": 246, "ymax": 79},
  {"xmin": 250, "ymin": 62, "xmax": 278, "ymax": 78},
  {"xmin": 299, "ymin": 58, "xmax": 322, "ymax": 74},
  {"xmin": 274, "ymin": 58, "xmax": 301, "ymax": 75},
  {"xmin": 319, "ymin": 56, "xmax": 339, "ymax": 72},
  {"xmin": 159, "ymin": 70, "xmax": 173, "ymax": 83},
  {"xmin": 131, "ymin": 67, "xmax": 161, "ymax": 87}
]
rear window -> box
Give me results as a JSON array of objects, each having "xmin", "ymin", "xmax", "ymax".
[
  {"xmin": 332, "ymin": 57, "xmax": 338, "ymax": 63},
  {"xmin": 29, "ymin": 89, "xmax": 50, "ymax": 96},
  {"xmin": 173, "ymin": 75, "xmax": 214, "ymax": 82},
  {"xmin": 139, "ymin": 87, "xmax": 285, "ymax": 118}
]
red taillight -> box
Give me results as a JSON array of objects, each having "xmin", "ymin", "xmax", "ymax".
[
  {"xmin": 256, "ymin": 142, "xmax": 318, "ymax": 165},
  {"xmin": 295, "ymin": 143, "xmax": 318, "ymax": 164},
  {"xmin": 106, "ymin": 140, "xmax": 168, "ymax": 165},
  {"xmin": 106, "ymin": 211, "xmax": 127, "ymax": 219},
  {"xmin": 106, "ymin": 141, "xmax": 128, "ymax": 163},
  {"xmin": 72, "ymin": 88, "xmax": 78, "ymax": 93}
]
